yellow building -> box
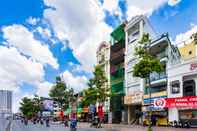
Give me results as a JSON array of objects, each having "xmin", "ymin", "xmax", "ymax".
[{"xmin": 179, "ymin": 42, "xmax": 196, "ymax": 60}]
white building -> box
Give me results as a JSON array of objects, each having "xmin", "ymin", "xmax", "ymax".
[
  {"xmin": 96, "ymin": 41, "xmax": 111, "ymax": 122},
  {"xmin": 124, "ymin": 15, "xmax": 156, "ymax": 124},
  {"xmin": 167, "ymin": 42, "xmax": 197, "ymax": 126},
  {"xmin": 0, "ymin": 90, "xmax": 12, "ymax": 113},
  {"xmin": 0, "ymin": 90, "xmax": 12, "ymax": 131}
]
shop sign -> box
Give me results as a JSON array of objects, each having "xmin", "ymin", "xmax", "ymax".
[
  {"xmin": 124, "ymin": 95, "xmax": 132, "ymax": 105},
  {"xmin": 190, "ymin": 63, "xmax": 197, "ymax": 70},
  {"xmin": 154, "ymin": 96, "xmax": 197, "ymax": 108},
  {"xmin": 132, "ymin": 92, "xmax": 143, "ymax": 104},
  {"xmin": 124, "ymin": 92, "xmax": 143, "ymax": 105}
]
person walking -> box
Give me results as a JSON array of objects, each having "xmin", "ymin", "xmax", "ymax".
[
  {"xmin": 98, "ymin": 103, "xmax": 104, "ymax": 128},
  {"xmin": 45, "ymin": 117, "xmax": 50, "ymax": 127},
  {"xmin": 70, "ymin": 113, "xmax": 77, "ymax": 131},
  {"xmin": 64, "ymin": 115, "xmax": 69, "ymax": 127}
]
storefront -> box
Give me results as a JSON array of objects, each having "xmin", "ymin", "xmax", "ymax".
[
  {"xmin": 167, "ymin": 58, "xmax": 197, "ymax": 126},
  {"xmin": 155, "ymin": 96, "xmax": 197, "ymax": 126},
  {"xmin": 124, "ymin": 92, "xmax": 143, "ymax": 124},
  {"xmin": 143, "ymin": 96, "xmax": 168, "ymax": 126}
]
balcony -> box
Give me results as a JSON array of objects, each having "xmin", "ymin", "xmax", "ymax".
[
  {"xmin": 147, "ymin": 71, "xmax": 167, "ymax": 83},
  {"xmin": 110, "ymin": 48, "xmax": 125, "ymax": 64},
  {"xmin": 111, "ymin": 39, "xmax": 125, "ymax": 52},
  {"xmin": 144, "ymin": 91, "xmax": 167, "ymax": 99}
]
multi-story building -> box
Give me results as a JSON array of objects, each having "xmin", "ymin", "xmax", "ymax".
[
  {"xmin": 110, "ymin": 23, "xmax": 126, "ymax": 123},
  {"xmin": 96, "ymin": 41, "xmax": 111, "ymax": 122},
  {"xmin": 124, "ymin": 15, "xmax": 156, "ymax": 124},
  {"xmin": 0, "ymin": 90, "xmax": 12, "ymax": 113},
  {"xmin": 0, "ymin": 90, "xmax": 12, "ymax": 131},
  {"xmin": 142, "ymin": 33, "xmax": 181, "ymax": 126},
  {"xmin": 167, "ymin": 41, "xmax": 197, "ymax": 127}
]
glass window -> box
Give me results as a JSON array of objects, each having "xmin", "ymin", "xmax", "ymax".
[{"xmin": 171, "ymin": 80, "xmax": 180, "ymax": 94}]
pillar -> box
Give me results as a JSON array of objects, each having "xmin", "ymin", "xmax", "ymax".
[{"xmin": 128, "ymin": 106, "xmax": 130, "ymax": 124}]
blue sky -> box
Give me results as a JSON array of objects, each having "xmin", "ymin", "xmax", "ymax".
[{"xmin": 0, "ymin": 0, "xmax": 196, "ymax": 112}]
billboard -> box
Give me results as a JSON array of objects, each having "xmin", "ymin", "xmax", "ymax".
[{"xmin": 154, "ymin": 96, "xmax": 197, "ymax": 109}]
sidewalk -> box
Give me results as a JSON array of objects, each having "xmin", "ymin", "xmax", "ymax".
[{"xmin": 77, "ymin": 122, "xmax": 197, "ymax": 131}]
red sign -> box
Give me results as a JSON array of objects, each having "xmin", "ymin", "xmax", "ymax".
[
  {"xmin": 190, "ymin": 63, "xmax": 197, "ymax": 70},
  {"xmin": 154, "ymin": 96, "xmax": 197, "ymax": 109}
]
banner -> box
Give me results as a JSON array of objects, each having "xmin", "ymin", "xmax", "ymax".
[{"xmin": 154, "ymin": 96, "xmax": 197, "ymax": 109}]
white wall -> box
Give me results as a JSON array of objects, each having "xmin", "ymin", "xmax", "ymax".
[
  {"xmin": 125, "ymin": 17, "xmax": 156, "ymax": 96},
  {"xmin": 167, "ymin": 57, "xmax": 197, "ymax": 122}
]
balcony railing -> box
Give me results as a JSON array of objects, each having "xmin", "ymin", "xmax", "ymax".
[
  {"xmin": 149, "ymin": 71, "xmax": 167, "ymax": 82},
  {"xmin": 110, "ymin": 48, "xmax": 125, "ymax": 62}
]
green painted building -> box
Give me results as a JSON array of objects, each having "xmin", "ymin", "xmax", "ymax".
[{"xmin": 110, "ymin": 23, "xmax": 126, "ymax": 123}]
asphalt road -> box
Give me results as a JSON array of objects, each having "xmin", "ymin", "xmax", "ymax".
[
  {"xmin": 12, "ymin": 120, "xmax": 118, "ymax": 131},
  {"xmin": 12, "ymin": 120, "xmax": 197, "ymax": 131}
]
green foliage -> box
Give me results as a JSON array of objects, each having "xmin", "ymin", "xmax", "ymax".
[
  {"xmin": 82, "ymin": 65, "xmax": 110, "ymax": 106},
  {"xmin": 133, "ymin": 33, "xmax": 163, "ymax": 78},
  {"xmin": 19, "ymin": 96, "xmax": 41, "ymax": 119},
  {"xmin": 49, "ymin": 76, "xmax": 76, "ymax": 110}
]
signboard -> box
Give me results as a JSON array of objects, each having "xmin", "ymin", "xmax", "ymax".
[
  {"xmin": 124, "ymin": 92, "xmax": 143, "ymax": 105},
  {"xmin": 154, "ymin": 96, "xmax": 197, "ymax": 109},
  {"xmin": 124, "ymin": 95, "xmax": 132, "ymax": 105},
  {"xmin": 190, "ymin": 63, "xmax": 197, "ymax": 70}
]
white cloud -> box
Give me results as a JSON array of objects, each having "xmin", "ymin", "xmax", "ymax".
[
  {"xmin": 43, "ymin": 0, "xmax": 112, "ymax": 72},
  {"xmin": 36, "ymin": 26, "xmax": 52, "ymax": 38},
  {"xmin": 168, "ymin": 0, "xmax": 181, "ymax": 6},
  {"xmin": 2, "ymin": 24, "xmax": 59, "ymax": 69},
  {"xmin": 62, "ymin": 70, "xmax": 88, "ymax": 92},
  {"xmin": 27, "ymin": 17, "xmax": 40, "ymax": 25},
  {"xmin": 126, "ymin": 0, "xmax": 168, "ymax": 19},
  {"xmin": 36, "ymin": 81, "xmax": 53, "ymax": 97},
  {"xmin": 0, "ymin": 46, "xmax": 44, "ymax": 91},
  {"xmin": 102, "ymin": 0, "xmax": 119, "ymax": 14},
  {"xmin": 174, "ymin": 25, "xmax": 197, "ymax": 46}
]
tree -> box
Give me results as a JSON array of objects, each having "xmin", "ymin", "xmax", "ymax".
[
  {"xmin": 133, "ymin": 33, "xmax": 163, "ymax": 130},
  {"xmin": 19, "ymin": 96, "xmax": 41, "ymax": 119},
  {"xmin": 82, "ymin": 65, "xmax": 110, "ymax": 106},
  {"xmin": 49, "ymin": 76, "xmax": 76, "ymax": 110}
]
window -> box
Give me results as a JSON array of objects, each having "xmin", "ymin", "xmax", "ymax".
[
  {"xmin": 171, "ymin": 80, "xmax": 180, "ymax": 94},
  {"xmin": 189, "ymin": 50, "xmax": 192, "ymax": 55},
  {"xmin": 183, "ymin": 80, "xmax": 196, "ymax": 96}
]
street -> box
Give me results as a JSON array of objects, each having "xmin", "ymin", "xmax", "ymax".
[
  {"xmin": 11, "ymin": 120, "xmax": 197, "ymax": 131},
  {"xmin": 12, "ymin": 120, "xmax": 117, "ymax": 131}
]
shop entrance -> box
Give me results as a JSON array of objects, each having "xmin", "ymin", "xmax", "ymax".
[
  {"xmin": 183, "ymin": 80, "xmax": 196, "ymax": 96},
  {"xmin": 179, "ymin": 109, "xmax": 197, "ymax": 127}
]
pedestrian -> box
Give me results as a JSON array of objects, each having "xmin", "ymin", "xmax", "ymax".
[
  {"xmin": 98, "ymin": 103, "xmax": 104, "ymax": 128},
  {"xmin": 24, "ymin": 117, "xmax": 28, "ymax": 125},
  {"xmin": 64, "ymin": 115, "xmax": 69, "ymax": 127},
  {"xmin": 70, "ymin": 113, "xmax": 77, "ymax": 131},
  {"xmin": 151, "ymin": 115, "xmax": 156, "ymax": 126},
  {"xmin": 45, "ymin": 117, "xmax": 50, "ymax": 127}
]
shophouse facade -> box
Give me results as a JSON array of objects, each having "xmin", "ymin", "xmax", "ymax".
[
  {"xmin": 142, "ymin": 33, "xmax": 181, "ymax": 126},
  {"xmin": 110, "ymin": 23, "xmax": 126, "ymax": 123},
  {"xmin": 124, "ymin": 15, "xmax": 156, "ymax": 124},
  {"xmin": 96, "ymin": 41, "xmax": 111, "ymax": 122},
  {"xmin": 167, "ymin": 41, "xmax": 197, "ymax": 126}
]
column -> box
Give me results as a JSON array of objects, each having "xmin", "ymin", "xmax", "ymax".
[
  {"xmin": 139, "ymin": 20, "xmax": 144, "ymax": 39},
  {"xmin": 128, "ymin": 106, "xmax": 130, "ymax": 124}
]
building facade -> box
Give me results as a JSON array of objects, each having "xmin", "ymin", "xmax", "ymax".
[
  {"xmin": 167, "ymin": 41, "xmax": 197, "ymax": 126},
  {"xmin": 110, "ymin": 23, "xmax": 126, "ymax": 123},
  {"xmin": 96, "ymin": 41, "xmax": 111, "ymax": 122},
  {"xmin": 0, "ymin": 90, "xmax": 12, "ymax": 131},
  {"xmin": 142, "ymin": 34, "xmax": 181, "ymax": 126},
  {"xmin": 124, "ymin": 15, "xmax": 156, "ymax": 124},
  {"xmin": 0, "ymin": 90, "xmax": 12, "ymax": 113}
]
